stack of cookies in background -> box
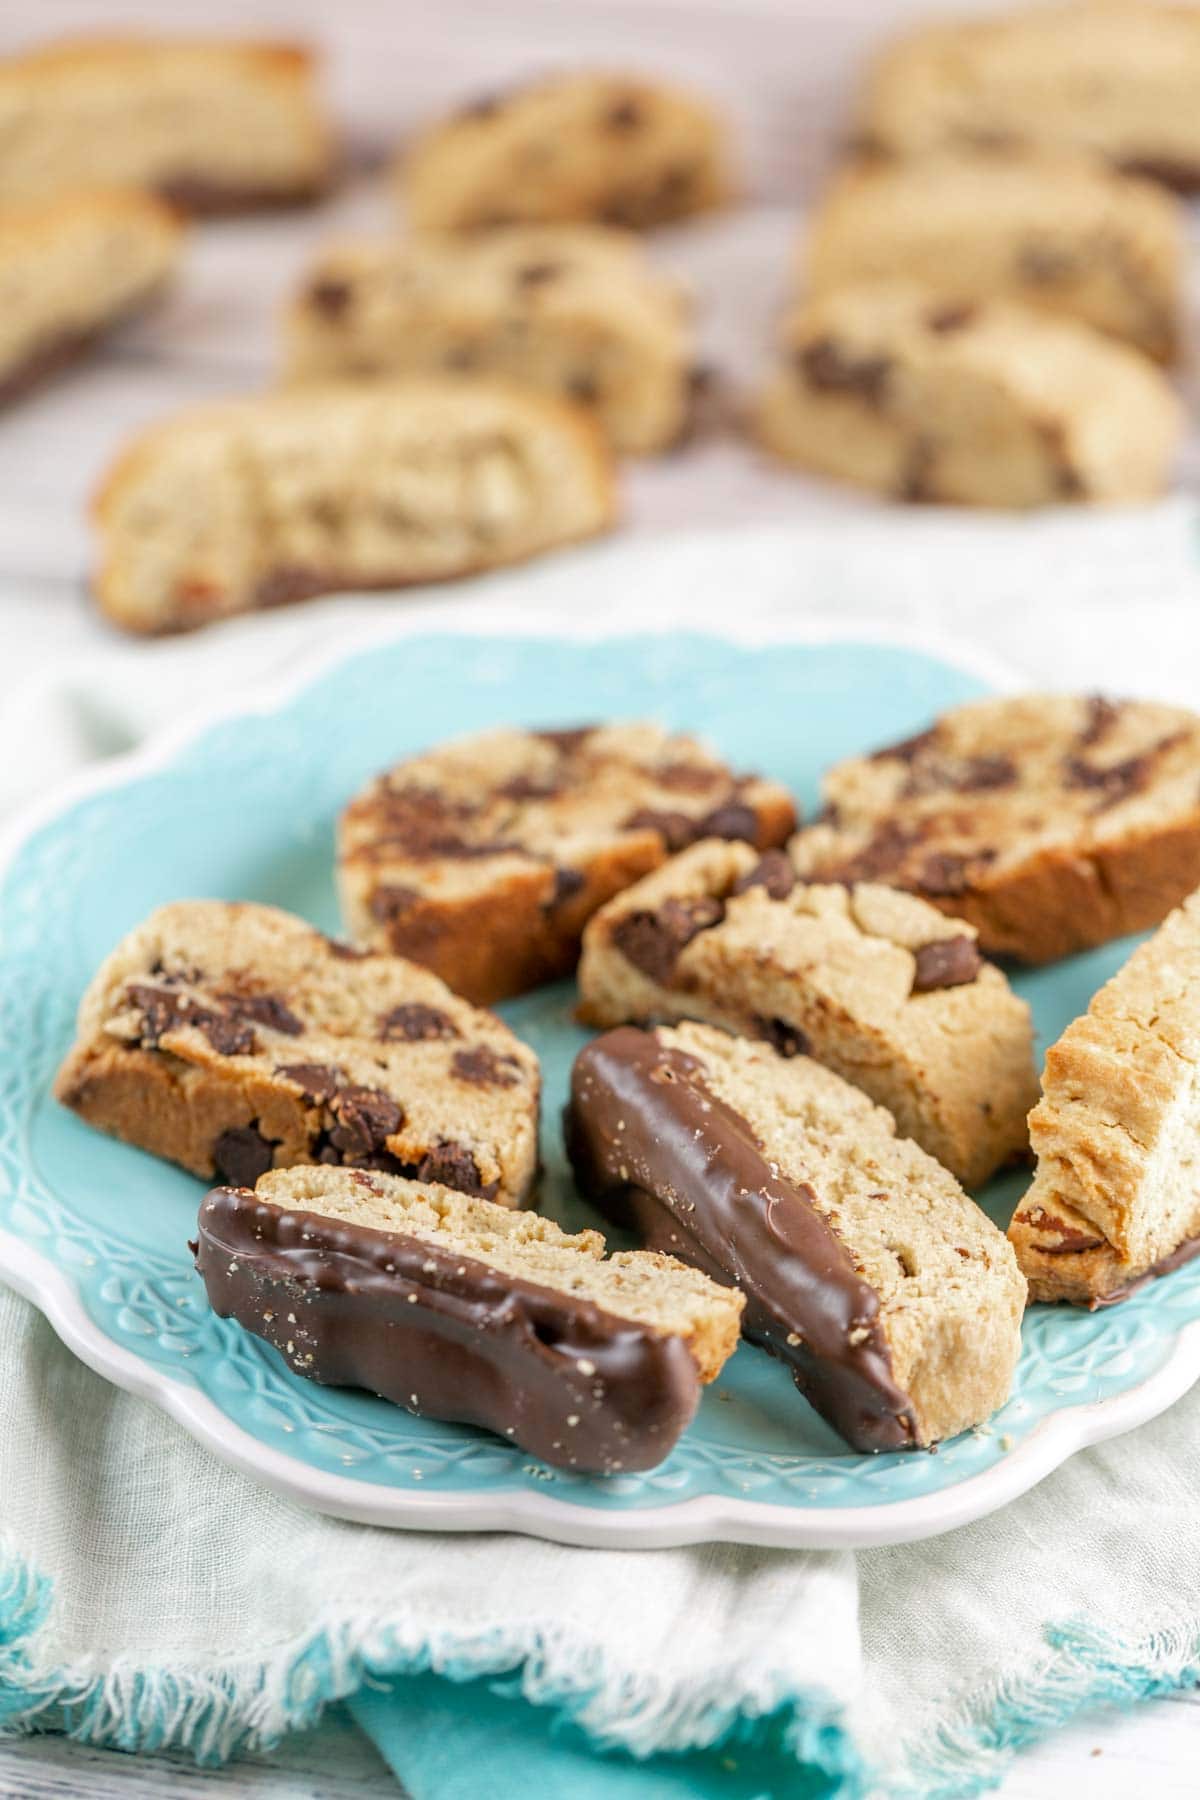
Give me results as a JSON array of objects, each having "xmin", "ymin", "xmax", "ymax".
[
  {"xmin": 756, "ymin": 0, "xmax": 1198, "ymax": 507},
  {"xmin": 1, "ymin": 1, "xmax": 1198, "ymax": 640}
]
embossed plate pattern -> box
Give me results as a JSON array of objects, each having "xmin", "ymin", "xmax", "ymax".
[{"xmin": 3, "ymin": 626, "xmax": 1200, "ymax": 1549}]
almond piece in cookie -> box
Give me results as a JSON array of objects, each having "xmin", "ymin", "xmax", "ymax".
[
  {"xmin": 566, "ymin": 1023, "xmax": 1027, "ymax": 1450},
  {"xmin": 803, "ymin": 151, "xmax": 1184, "ymax": 362},
  {"xmin": 400, "ymin": 71, "xmax": 732, "ymax": 232},
  {"xmin": 196, "ymin": 1165, "xmax": 743, "ymax": 1473},
  {"xmin": 1010, "ymin": 887, "xmax": 1200, "ymax": 1304},
  {"xmin": 791, "ymin": 694, "xmax": 1200, "ymax": 963},
  {"xmin": 54, "ymin": 901, "xmax": 540, "ymax": 1205},
  {"xmin": 91, "ymin": 378, "xmax": 616, "ymax": 633},
  {"xmin": 755, "ymin": 281, "xmax": 1180, "ymax": 508},
  {"xmin": 0, "ymin": 37, "xmax": 333, "ymax": 210},
  {"xmin": 337, "ymin": 722, "xmax": 797, "ymax": 1003},
  {"xmin": 0, "ymin": 190, "xmax": 183, "ymax": 407},
  {"xmin": 578, "ymin": 838, "xmax": 1038, "ymax": 1187},
  {"xmin": 283, "ymin": 225, "xmax": 695, "ymax": 455}
]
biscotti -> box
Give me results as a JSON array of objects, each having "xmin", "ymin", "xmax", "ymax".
[
  {"xmin": 803, "ymin": 152, "xmax": 1184, "ymax": 362},
  {"xmin": 853, "ymin": 1, "xmax": 1200, "ymax": 189},
  {"xmin": 54, "ymin": 901, "xmax": 540, "ymax": 1204},
  {"xmin": 577, "ymin": 840, "xmax": 1038, "ymax": 1187},
  {"xmin": 283, "ymin": 226, "xmax": 695, "ymax": 455},
  {"xmin": 92, "ymin": 378, "xmax": 616, "ymax": 633},
  {"xmin": 196, "ymin": 1166, "xmax": 744, "ymax": 1473},
  {"xmin": 791, "ymin": 694, "xmax": 1200, "ymax": 964},
  {"xmin": 0, "ymin": 189, "xmax": 183, "ymax": 407},
  {"xmin": 338, "ymin": 722, "xmax": 797, "ymax": 1003},
  {"xmin": 1010, "ymin": 889, "xmax": 1200, "ymax": 1305},
  {"xmin": 400, "ymin": 71, "xmax": 731, "ymax": 232},
  {"xmin": 0, "ymin": 37, "xmax": 332, "ymax": 209},
  {"xmin": 755, "ymin": 281, "xmax": 1180, "ymax": 508},
  {"xmin": 566, "ymin": 1023, "xmax": 1026, "ymax": 1450}
]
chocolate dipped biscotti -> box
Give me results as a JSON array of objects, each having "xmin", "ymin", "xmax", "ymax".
[
  {"xmin": 338, "ymin": 722, "xmax": 796, "ymax": 1003},
  {"xmin": 566, "ymin": 1023, "xmax": 1026, "ymax": 1451},
  {"xmin": 791, "ymin": 695, "xmax": 1200, "ymax": 964},
  {"xmin": 55, "ymin": 901, "xmax": 540, "ymax": 1204},
  {"xmin": 577, "ymin": 839, "xmax": 1038, "ymax": 1187},
  {"xmin": 196, "ymin": 1166, "xmax": 743, "ymax": 1473},
  {"xmin": 1010, "ymin": 888, "xmax": 1200, "ymax": 1305}
]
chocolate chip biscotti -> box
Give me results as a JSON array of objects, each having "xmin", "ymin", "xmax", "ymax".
[
  {"xmin": 54, "ymin": 901, "xmax": 540, "ymax": 1204},
  {"xmin": 338, "ymin": 723, "xmax": 797, "ymax": 1003},
  {"xmin": 804, "ymin": 152, "xmax": 1184, "ymax": 363},
  {"xmin": 853, "ymin": 1, "xmax": 1200, "ymax": 189},
  {"xmin": 1010, "ymin": 888, "xmax": 1200, "ymax": 1305},
  {"xmin": 196, "ymin": 1166, "xmax": 743, "ymax": 1473},
  {"xmin": 400, "ymin": 72, "xmax": 731, "ymax": 233},
  {"xmin": 567, "ymin": 1024, "xmax": 1026, "ymax": 1450},
  {"xmin": 755, "ymin": 282, "xmax": 1180, "ymax": 508},
  {"xmin": 284, "ymin": 226, "xmax": 694, "ymax": 455},
  {"xmin": 577, "ymin": 840, "xmax": 1038, "ymax": 1187},
  {"xmin": 92, "ymin": 378, "xmax": 616, "ymax": 633},
  {"xmin": 0, "ymin": 189, "xmax": 183, "ymax": 407},
  {"xmin": 792, "ymin": 695, "xmax": 1200, "ymax": 964},
  {"xmin": 0, "ymin": 37, "xmax": 332, "ymax": 210}
]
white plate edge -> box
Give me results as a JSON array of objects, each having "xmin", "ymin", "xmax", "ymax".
[{"xmin": 5, "ymin": 1226, "xmax": 1200, "ymax": 1550}]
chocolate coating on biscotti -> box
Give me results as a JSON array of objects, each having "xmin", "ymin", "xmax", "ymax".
[
  {"xmin": 195, "ymin": 1185, "xmax": 702, "ymax": 1473},
  {"xmin": 565, "ymin": 1027, "xmax": 917, "ymax": 1451}
]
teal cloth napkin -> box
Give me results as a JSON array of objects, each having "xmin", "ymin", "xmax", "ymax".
[{"xmin": 347, "ymin": 1674, "xmax": 839, "ymax": 1797}]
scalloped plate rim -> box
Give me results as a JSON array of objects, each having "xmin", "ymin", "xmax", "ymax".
[
  {"xmin": 5, "ymin": 1228, "xmax": 1200, "ymax": 1549},
  {"xmin": 4, "ymin": 608, "xmax": 1196, "ymax": 1550}
]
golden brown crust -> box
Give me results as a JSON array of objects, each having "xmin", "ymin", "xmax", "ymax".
[
  {"xmin": 339, "ymin": 725, "xmax": 797, "ymax": 1004},
  {"xmin": 54, "ymin": 900, "xmax": 541, "ymax": 1204},
  {"xmin": 906, "ymin": 815, "xmax": 1200, "ymax": 962},
  {"xmin": 56, "ymin": 1047, "xmax": 317, "ymax": 1180},
  {"xmin": 344, "ymin": 838, "xmax": 667, "ymax": 1006},
  {"xmin": 792, "ymin": 694, "xmax": 1200, "ymax": 963}
]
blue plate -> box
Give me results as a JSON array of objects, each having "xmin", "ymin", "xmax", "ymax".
[{"xmin": 4, "ymin": 629, "xmax": 1198, "ymax": 1548}]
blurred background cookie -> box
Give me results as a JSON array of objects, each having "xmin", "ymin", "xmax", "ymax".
[
  {"xmin": 92, "ymin": 378, "xmax": 616, "ymax": 633},
  {"xmin": 803, "ymin": 150, "xmax": 1184, "ymax": 362},
  {"xmin": 853, "ymin": 0, "xmax": 1200, "ymax": 188},
  {"xmin": 0, "ymin": 188, "xmax": 183, "ymax": 407},
  {"xmin": 399, "ymin": 70, "xmax": 733, "ymax": 232},
  {"xmin": 0, "ymin": 35, "xmax": 334, "ymax": 210},
  {"xmin": 755, "ymin": 281, "xmax": 1181, "ymax": 508},
  {"xmin": 284, "ymin": 225, "xmax": 696, "ymax": 454}
]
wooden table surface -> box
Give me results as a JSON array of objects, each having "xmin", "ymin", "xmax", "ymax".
[{"xmin": 3, "ymin": 2, "xmax": 1200, "ymax": 1792}]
